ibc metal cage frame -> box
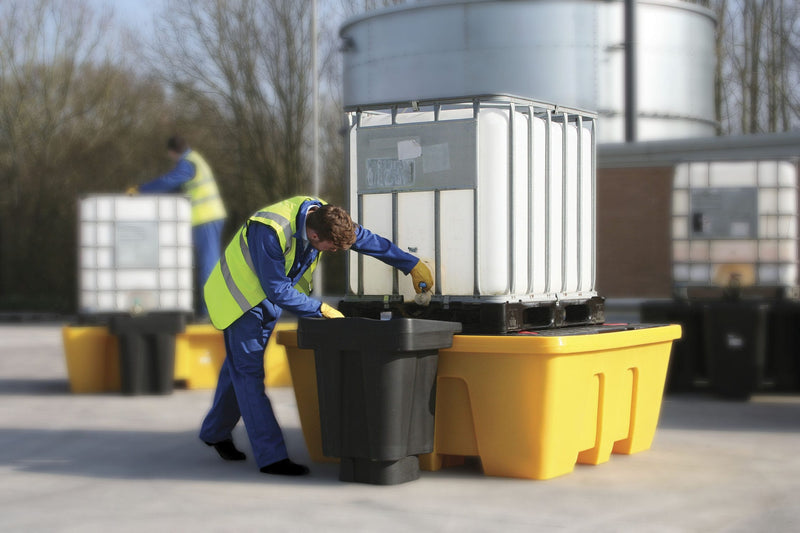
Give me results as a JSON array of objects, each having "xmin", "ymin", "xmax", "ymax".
[
  {"xmin": 341, "ymin": 94, "xmax": 603, "ymax": 333},
  {"xmin": 670, "ymin": 159, "xmax": 800, "ymax": 300}
]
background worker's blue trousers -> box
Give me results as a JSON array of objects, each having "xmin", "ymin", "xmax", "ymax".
[
  {"xmin": 193, "ymin": 220, "xmax": 224, "ymax": 318},
  {"xmin": 198, "ymin": 301, "xmax": 288, "ymax": 468}
]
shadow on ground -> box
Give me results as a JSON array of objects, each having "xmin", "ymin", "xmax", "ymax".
[
  {"xmin": 0, "ymin": 425, "xmax": 346, "ymax": 486},
  {"xmin": 658, "ymin": 393, "xmax": 800, "ymax": 433},
  {"xmin": 0, "ymin": 378, "xmax": 71, "ymax": 395}
]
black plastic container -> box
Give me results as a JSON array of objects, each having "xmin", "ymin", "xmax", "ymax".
[
  {"xmin": 640, "ymin": 300, "xmax": 706, "ymax": 392},
  {"xmin": 703, "ymin": 301, "xmax": 769, "ymax": 400},
  {"xmin": 109, "ymin": 313, "xmax": 186, "ymax": 395},
  {"xmin": 297, "ymin": 317, "xmax": 461, "ymax": 485},
  {"xmin": 767, "ymin": 300, "xmax": 800, "ymax": 392}
]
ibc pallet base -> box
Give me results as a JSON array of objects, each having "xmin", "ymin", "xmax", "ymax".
[{"xmin": 338, "ymin": 296, "xmax": 605, "ymax": 334}]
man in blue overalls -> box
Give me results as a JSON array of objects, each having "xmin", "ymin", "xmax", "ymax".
[
  {"xmin": 199, "ymin": 196, "xmax": 433, "ymax": 475},
  {"xmin": 129, "ymin": 136, "xmax": 227, "ymax": 319}
]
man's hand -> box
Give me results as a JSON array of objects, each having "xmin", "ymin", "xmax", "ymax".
[
  {"xmin": 320, "ymin": 302, "xmax": 344, "ymax": 319},
  {"xmin": 126, "ymin": 186, "xmax": 138, "ymax": 195},
  {"xmin": 410, "ymin": 260, "xmax": 433, "ymax": 294}
]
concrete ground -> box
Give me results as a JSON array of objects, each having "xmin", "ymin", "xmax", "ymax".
[{"xmin": 1, "ymin": 324, "xmax": 799, "ymax": 533}]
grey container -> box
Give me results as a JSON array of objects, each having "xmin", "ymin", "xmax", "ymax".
[
  {"xmin": 109, "ymin": 313, "xmax": 186, "ymax": 395},
  {"xmin": 297, "ymin": 317, "xmax": 461, "ymax": 485}
]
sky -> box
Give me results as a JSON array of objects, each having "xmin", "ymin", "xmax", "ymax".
[{"xmin": 88, "ymin": 0, "xmax": 165, "ymax": 35}]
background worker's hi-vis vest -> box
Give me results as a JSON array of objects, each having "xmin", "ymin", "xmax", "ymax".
[
  {"xmin": 183, "ymin": 151, "xmax": 227, "ymax": 226},
  {"xmin": 204, "ymin": 196, "xmax": 324, "ymax": 329}
]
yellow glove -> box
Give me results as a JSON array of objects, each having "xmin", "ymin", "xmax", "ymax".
[
  {"xmin": 320, "ymin": 302, "xmax": 344, "ymax": 319},
  {"xmin": 126, "ymin": 186, "xmax": 138, "ymax": 195},
  {"xmin": 410, "ymin": 260, "xmax": 433, "ymax": 294}
]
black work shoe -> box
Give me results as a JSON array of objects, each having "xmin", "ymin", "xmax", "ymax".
[
  {"xmin": 260, "ymin": 458, "xmax": 310, "ymax": 476},
  {"xmin": 205, "ymin": 439, "xmax": 246, "ymax": 461}
]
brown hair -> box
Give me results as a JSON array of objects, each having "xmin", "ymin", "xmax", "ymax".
[{"xmin": 306, "ymin": 205, "xmax": 357, "ymax": 249}]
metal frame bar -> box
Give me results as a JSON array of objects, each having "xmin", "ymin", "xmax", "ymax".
[
  {"xmin": 473, "ymin": 98, "xmax": 482, "ymax": 296},
  {"xmin": 347, "ymin": 112, "xmax": 360, "ymax": 296},
  {"xmin": 526, "ymin": 105, "xmax": 535, "ymax": 295},
  {"xmin": 561, "ymin": 111, "xmax": 569, "ymax": 294},
  {"xmin": 392, "ymin": 192, "xmax": 399, "ymax": 294},
  {"xmin": 576, "ymin": 114, "xmax": 584, "ymax": 292},
  {"xmin": 357, "ymin": 193, "xmax": 364, "ymax": 296},
  {"xmin": 544, "ymin": 109, "xmax": 552, "ymax": 295},
  {"xmin": 507, "ymin": 101, "xmax": 516, "ymax": 295},
  {"xmin": 344, "ymin": 93, "xmax": 596, "ymax": 120},
  {"xmin": 434, "ymin": 189, "xmax": 442, "ymax": 295},
  {"xmin": 591, "ymin": 118, "xmax": 598, "ymax": 291}
]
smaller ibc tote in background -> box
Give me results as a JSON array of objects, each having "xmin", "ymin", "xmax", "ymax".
[
  {"xmin": 645, "ymin": 159, "xmax": 800, "ymax": 399},
  {"xmin": 77, "ymin": 194, "xmax": 192, "ymax": 394}
]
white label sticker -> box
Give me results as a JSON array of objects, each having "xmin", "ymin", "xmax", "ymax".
[
  {"xmin": 397, "ymin": 139, "xmax": 422, "ymax": 160},
  {"xmin": 366, "ymin": 158, "xmax": 414, "ymax": 188},
  {"xmin": 115, "ymin": 222, "xmax": 159, "ymax": 268},
  {"xmin": 726, "ymin": 333, "xmax": 744, "ymax": 349}
]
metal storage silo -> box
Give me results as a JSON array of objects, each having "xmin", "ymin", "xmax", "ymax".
[{"xmin": 340, "ymin": 0, "xmax": 716, "ymax": 143}]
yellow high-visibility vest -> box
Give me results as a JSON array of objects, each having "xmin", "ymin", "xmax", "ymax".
[
  {"xmin": 203, "ymin": 196, "xmax": 324, "ymax": 329},
  {"xmin": 183, "ymin": 150, "xmax": 226, "ymax": 226}
]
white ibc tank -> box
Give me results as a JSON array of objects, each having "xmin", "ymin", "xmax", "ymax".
[
  {"xmin": 347, "ymin": 96, "xmax": 597, "ymax": 304},
  {"xmin": 78, "ymin": 194, "xmax": 194, "ymax": 314},
  {"xmin": 671, "ymin": 161, "xmax": 799, "ymax": 293}
]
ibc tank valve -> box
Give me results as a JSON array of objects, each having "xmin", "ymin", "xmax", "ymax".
[{"xmin": 414, "ymin": 291, "xmax": 431, "ymax": 307}]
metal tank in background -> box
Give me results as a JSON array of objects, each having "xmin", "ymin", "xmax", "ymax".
[{"xmin": 340, "ymin": 0, "xmax": 716, "ymax": 143}]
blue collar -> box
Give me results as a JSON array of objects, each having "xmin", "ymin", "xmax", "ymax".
[{"xmin": 293, "ymin": 200, "xmax": 322, "ymax": 246}]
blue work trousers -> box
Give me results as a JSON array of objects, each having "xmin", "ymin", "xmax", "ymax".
[
  {"xmin": 198, "ymin": 301, "xmax": 288, "ymax": 468},
  {"xmin": 193, "ymin": 220, "xmax": 224, "ymax": 318}
]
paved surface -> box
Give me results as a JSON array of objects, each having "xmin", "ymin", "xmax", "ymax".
[{"xmin": 1, "ymin": 324, "xmax": 799, "ymax": 532}]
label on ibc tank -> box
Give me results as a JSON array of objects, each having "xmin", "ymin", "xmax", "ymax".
[
  {"xmin": 115, "ymin": 221, "xmax": 159, "ymax": 268},
  {"xmin": 357, "ymin": 119, "xmax": 477, "ymax": 193},
  {"xmin": 690, "ymin": 188, "xmax": 758, "ymax": 239}
]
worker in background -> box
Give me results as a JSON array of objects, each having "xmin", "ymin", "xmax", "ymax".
[
  {"xmin": 128, "ymin": 136, "xmax": 227, "ymax": 319},
  {"xmin": 199, "ymin": 196, "xmax": 432, "ymax": 476}
]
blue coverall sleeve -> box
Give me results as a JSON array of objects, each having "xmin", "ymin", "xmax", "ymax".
[
  {"xmin": 248, "ymin": 223, "xmax": 323, "ymax": 318},
  {"xmin": 138, "ymin": 159, "xmax": 195, "ymax": 193},
  {"xmin": 351, "ymin": 224, "xmax": 420, "ymax": 274}
]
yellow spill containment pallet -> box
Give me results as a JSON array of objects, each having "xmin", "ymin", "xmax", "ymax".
[
  {"xmin": 62, "ymin": 326, "xmax": 121, "ymax": 393},
  {"xmin": 277, "ymin": 324, "xmax": 681, "ymax": 480},
  {"xmin": 63, "ymin": 322, "xmax": 295, "ymax": 392}
]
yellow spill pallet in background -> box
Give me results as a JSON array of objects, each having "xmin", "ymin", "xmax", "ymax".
[
  {"xmin": 63, "ymin": 322, "xmax": 295, "ymax": 393},
  {"xmin": 277, "ymin": 324, "xmax": 681, "ymax": 480}
]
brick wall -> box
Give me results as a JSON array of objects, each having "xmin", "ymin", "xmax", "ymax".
[{"xmin": 596, "ymin": 166, "xmax": 674, "ymax": 297}]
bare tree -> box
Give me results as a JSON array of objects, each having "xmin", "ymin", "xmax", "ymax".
[
  {"xmin": 0, "ymin": 0, "xmax": 115, "ymax": 306},
  {"xmin": 712, "ymin": 0, "xmax": 728, "ymax": 134},
  {"xmin": 339, "ymin": 0, "xmax": 409, "ymax": 17},
  {"xmin": 711, "ymin": 0, "xmax": 800, "ymax": 134},
  {"xmin": 0, "ymin": 0, "xmax": 185, "ymax": 310},
  {"xmin": 148, "ymin": 0, "xmax": 322, "ymax": 226}
]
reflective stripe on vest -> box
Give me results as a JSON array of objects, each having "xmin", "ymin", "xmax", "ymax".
[
  {"xmin": 251, "ymin": 210, "xmax": 293, "ymax": 257},
  {"xmin": 203, "ymin": 196, "xmax": 325, "ymax": 329},
  {"xmin": 183, "ymin": 151, "xmax": 227, "ymax": 226}
]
